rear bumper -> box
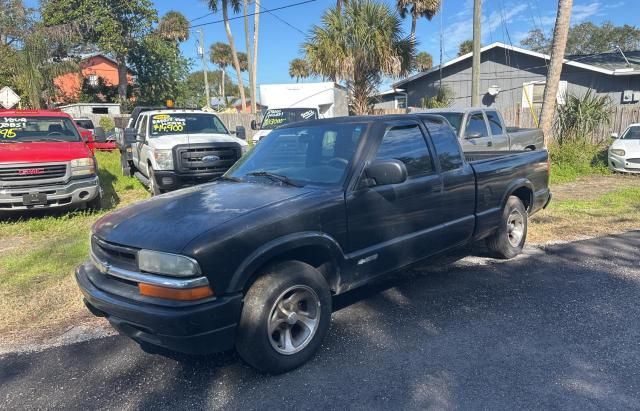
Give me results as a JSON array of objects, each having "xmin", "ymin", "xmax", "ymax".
[
  {"xmin": 76, "ymin": 261, "xmax": 243, "ymax": 355},
  {"xmin": 0, "ymin": 176, "xmax": 99, "ymax": 210},
  {"xmin": 153, "ymin": 170, "xmax": 223, "ymax": 191}
]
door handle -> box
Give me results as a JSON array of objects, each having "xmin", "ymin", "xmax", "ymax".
[{"xmin": 487, "ymin": 141, "xmax": 493, "ymax": 147}]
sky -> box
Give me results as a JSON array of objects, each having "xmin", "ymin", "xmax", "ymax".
[{"xmin": 26, "ymin": 0, "xmax": 640, "ymax": 88}]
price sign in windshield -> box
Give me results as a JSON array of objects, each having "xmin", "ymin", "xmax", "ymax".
[
  {"xmin": 0, "ymin": 117, "xmax": 27, "ymax": 139},
  {"xmin": 151, "ymin": 114, "xmax": 186, "ymax": 133}
]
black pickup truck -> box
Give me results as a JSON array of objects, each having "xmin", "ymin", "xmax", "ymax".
[{"xmin": 76, "ymin": 114, "xmax": 551, "ymax": 374}]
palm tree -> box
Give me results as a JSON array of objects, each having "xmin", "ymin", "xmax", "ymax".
[
  {"xmin": 396, "ymin": 0, "xmax": 440, "ymax": 39},
  {"xmin": 415, "ymin": 51, "xmax": 432, "ymax": 71},
  {"xmin": 336, "ymin": 0, "xmax": 348, "ymax": 13},
  {"xmin": 458, "ymin": 39, "xmax": 473, "ymax": 56},
  {"xmin": 289, "ymin": 58, "xmax": 309, "ymax": 82},
  {"xmin": 208, "ymin": 0, "xmax": 247, "ymax": 112},
  {"xmin": 158, "ymin": 11, "xmax": 190, "ymax": 43},
  {"xmin": 304, "ymin": 0, "xmax": 415, "ymax": 114},
  {"xmin": 210, "ymin": 42, "xmax": 232, "ymax": 103}
]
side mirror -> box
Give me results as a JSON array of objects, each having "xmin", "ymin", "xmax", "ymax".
[
  {"xmin": 235, "ymin": 125, "xmax": 246, "ymax": 140},
  {"xmin": 465, "ymin": 131, "xmax": 482, "ymax": 139},
  {"xmin": 250, "ymin": 119, "xmax": 259, "ymax": 130},
  {"xmin": 124, "ymin": 128, "xmax": 139, "ymax": 144},
  {"xmin": 94, "ymin": 127, "xmax": 106, "ymax": 142},
  {"xmin": 611, "ymin": 132, "xmax": 619, "ymax": 139},
  {"xmin": 364, "ymin": 159, "xmax": 407, "ymax": 187}
]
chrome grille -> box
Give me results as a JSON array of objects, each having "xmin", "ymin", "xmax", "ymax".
[
  {"xmin": 91, "ymin": 236, "xmax": 138, "ymax": 272},
  {"xmin": 0, "ymin": 163, "xmax": 67, "ymax": 182}
]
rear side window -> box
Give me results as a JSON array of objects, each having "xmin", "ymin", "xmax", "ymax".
[
  {"xmin": 486, "ymin": 111, "xmax": 504, "ymax": 135},
  {"xmin": 423, "ymin": 118, "xmax": 463, "ymax": 172},
  {"xmin": 375, "ymin": 124, "xmax": 433, "ymax": 176},
  {"xmin": 465, "ymin": 113, "xmax": 488, "ymax": 138}
]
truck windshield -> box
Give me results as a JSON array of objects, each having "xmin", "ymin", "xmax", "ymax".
[
  {"xmin": 227, "ymin": 122, "xmax": 366, "ymax": 186},
  {"xmin": 149, "ymin": 113, "xmax": 229, "ymax": 137},
  {"xmin": 0, "ymin": 116, "xmax": 81, "ymax": 142},
  {"xmin": 621, "ymin": 126, "xmax": 640, "ymax": 139},
  {"xmin": 431, "ymin": 113, "xmax": 463, "ymax": 134},
  {"xmin": 260, "ymin": 108, "xmax": 318, "ymax": 130}
]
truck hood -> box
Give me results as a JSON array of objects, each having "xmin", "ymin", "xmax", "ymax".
[
  {"xmin": 92, "ymin": 181, "xmax": 312, "ymax": 252},
  {"xmin": 611, "ymin": 139, "xmax": 640, "ymax": 155},
  {"xmin": 0, "ymin": 141, "xmax": 91, "ymax": 164},
  {"xmin": 148, "ymin": 133, "xmax": 248, "ymax": 150}
]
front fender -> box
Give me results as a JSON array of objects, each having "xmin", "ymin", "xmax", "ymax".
[{"xmin": 227, "ymin": 231, "xmax": 346, "ymax": 293}]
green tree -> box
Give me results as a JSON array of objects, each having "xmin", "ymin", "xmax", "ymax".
[
  {"xmin": 179, "ymin": 70, "xmax": 244, "ymax": 108},
  {"xmin": 396, "ymin": 0, "xmax": 440, "ymax": 39},
  {"xmin": 158, "ymin": 11, "xmax": 190, "ymax": 44},
  {"xmin": 0, "ymin": 0, "xmax": 31, "ymax": 46},
  {"xmin": 208, "ymin": 0, "xmax": 247, "ymax": 112},
  {"xmin": 128, "ymin": 33, "xmax": 191, "ymax": 106},
  {"xmin": 42, "ymin": 0, "xmax": 157, "ymax": 104},
  {"xmin": 210, "ymin": 42, "xmax": 233, "ymax": 102},
  {"xmin": 458, "ymin": 39, "xmax": 473, "ymax": 56},
  {"xmin": 414, "ymin": 51, "xmax": 432, "ymax": 71},
  {"xmin": 304, "ymin": 0, "xmax": 415, "ymax": 115},
  {"xmin": 520, "ymin": 22, "xmax": 640, "ymax": 55},
  {"xmin": 289, "ymin": 58, "xmax": 310, "ymax": 82}
]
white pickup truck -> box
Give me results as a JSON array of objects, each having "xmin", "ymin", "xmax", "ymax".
[
  {"xmin": 420, "ymin": 108, "xmax": 544, "ymax": 152},
  {"xmin": 121, "ymin": 109, "xmax": 248, "ymax": 195}
]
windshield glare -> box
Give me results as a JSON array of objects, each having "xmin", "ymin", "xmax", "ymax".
[
  {"xmin": 227, "ymin": 123, "xmax": 366, "ymax": 186},
  {"xmin": 621, "ymin": 126, "xmax": 640, "ymax": 140},
  {"xmin": 150, "ymin": 113, "xmax": 228, "ymax": 137},
  {"xmin": 0, "ymin": 116, "xmax": 81, "ymax": 142},
  {"xmin": 260, "ymin": 109, "xmax": 318, "ymax": 130}
]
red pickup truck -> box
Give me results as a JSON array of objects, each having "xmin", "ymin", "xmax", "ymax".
[{"xmin": 0, "ymin": 110, "xmax": 101, "ymax": 211}]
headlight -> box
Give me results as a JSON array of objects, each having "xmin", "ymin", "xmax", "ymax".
[
  {"xmin": 153, "ymin": 149, "xmax": 174, "ymax": 170},
  {"xmin": 610, "ymin": 149, "xmax": 626, "ymax": 156},
  {"xmin": 70, "ymin": 157, "xmax": 95, "ymax": 177},
  {"xmin": 138, "ymin": 249, "xmax": 201, "ymax": 277}
]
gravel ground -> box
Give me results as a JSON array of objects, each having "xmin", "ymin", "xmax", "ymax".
[{"xmin": 1, "ymin": 231, "xmax": 640, "ymax": 410}]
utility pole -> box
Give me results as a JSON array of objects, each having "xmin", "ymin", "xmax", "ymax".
[
  {"xmin": 471, "ymin": 0, "xmax": 481, "ymax": 106},
  {"xmin": 197, "ymin": 29, "xmax": 211, "ymax": 110},
  {"xmin": 539, "ymin": 0, "xmax": 573, "ymax": 146}
]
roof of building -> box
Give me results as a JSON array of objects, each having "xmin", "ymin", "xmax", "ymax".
[{"xmin": 393, "ymin": 42, "xmax": 640, "ymax": 87}]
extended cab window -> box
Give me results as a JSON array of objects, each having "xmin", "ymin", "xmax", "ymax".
[
  {"xmin": 424, "ymin": 118, "xmax": 463, "ymax": 171},
  {"xmin": 486, "ymin": 111, "xmax": 504, "ymax": 135},
  {"xmin": 375, "ymin": 124, "xmax": 433, "ymax": 176},
  {"xmin": 465, "ymin": 113, "xmax": 488, "ymax": 138}
]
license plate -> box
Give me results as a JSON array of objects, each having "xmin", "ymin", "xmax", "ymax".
[{"xmin": 22, "ymin": 192, "xmax": 47, "ymax": 206}]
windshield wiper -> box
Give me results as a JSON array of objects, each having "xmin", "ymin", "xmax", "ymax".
[
  {"xmin": 0, "ymin": 139, "xmax": 19, "ymax": 143},
  {"xmin": 21, "ymin": 138, "xmax": 68, "ymax": 143},
  {"xmin": 217, "ymin": 175, "xmax": 242, "ymax": 182},
  {"xmin": 245, "ymin": 171, "xmax": 303, "ymax": 187}
]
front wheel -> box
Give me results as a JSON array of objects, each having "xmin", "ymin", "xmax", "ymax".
[
  {"xmin": 485, "ymin": 195, "xmax": 528, "ymax": 259},
  {"xmin": 236, "ymin": 261, "xmax": 332, "ymax": 374},
  {"xmin": 148, "ymin": 167, "xmax": 162, "ymax": 196}
]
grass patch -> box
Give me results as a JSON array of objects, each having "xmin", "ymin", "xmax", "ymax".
[
  {"xmin": 0, "ymin": 151, "xmax": 148, "ymax": 342},
  {"xmin": 529, "ymin": 186, "xmax": 640, "ymax": 243},
  {"xmin": 549, "ymin": 141, "xmax": 610, "ymax": 185}
]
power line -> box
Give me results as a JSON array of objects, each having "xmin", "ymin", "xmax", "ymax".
[{"xmin": 189, "ymin": 0, "xmax": 317, "ymax": 29}]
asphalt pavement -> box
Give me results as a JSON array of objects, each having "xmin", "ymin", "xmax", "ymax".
[{"xmin": 2, "ymin": 231, "xmax": 640, "ymax": 410}]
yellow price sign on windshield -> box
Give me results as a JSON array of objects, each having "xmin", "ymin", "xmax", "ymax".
[{"xmin": 0, "ymin": 128, "xmax": 16, "ymax": 138}]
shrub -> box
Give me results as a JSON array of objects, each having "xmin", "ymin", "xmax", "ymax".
[
  {"xmin": 420, "ymin": 86, "xmax": 453, "ymax": 108},
  {"xmin": 99, "ymin": 116, "xmax": 115, "ymax": 132},
  {"xmin": 555, "ymin": 90, "xmax": 612, "ymax": 144},
  {"xmin": 548, "ymin": 140, "xmax": 609, "ymax": 184}
]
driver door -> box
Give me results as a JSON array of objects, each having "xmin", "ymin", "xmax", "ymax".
[{"xmin": 460, "ymin": 111, "xmax": 492, "ymax": 152}]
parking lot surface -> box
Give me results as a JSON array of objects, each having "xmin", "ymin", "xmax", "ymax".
[{"xmin": 1, "ymin": 232, "xmax": 639, "ymax": 410}]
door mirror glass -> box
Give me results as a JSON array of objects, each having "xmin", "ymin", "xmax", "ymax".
[
  {"xmin": 124, "ymin": 128, "xmax": 139, "ymax": 144},
  {"xmin": 365, "ymin": 159, "xmax": 407, "ymax": 187},
  {"xmin": 250, "ymin": 119, "xmax": 259, "ymax": 130},
  {"xmin": 93, "ymin": 127, "xmax": 106, "ymax": 141},
  {"xmin": 611, "ymin": 132, "xmax": 619, "ymax": 139},
  {"xmin": 235, "ymin": 126, "xmax": 247, "ymax": 140}
]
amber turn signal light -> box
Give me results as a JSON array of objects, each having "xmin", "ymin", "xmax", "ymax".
[{"xmin": 138, "ymin": 283, "xmax": 214, "ymax": 301}]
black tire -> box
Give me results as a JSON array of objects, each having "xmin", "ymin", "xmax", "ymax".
[
  {"xmin": 148, "ymin": 167, "xmax": 162, "ymax": 196},
  {"xmin": 236, "ymin": 261, "xmax": 332, "ymax": 374},
  {"xmin": 86, "ymin": 193, "xmax": 102, "ymax": 211},
  {"xmin": 485, "ymin": 195, "xmax": 527, "ymax": 259},
  {"xmin": 120, "ymin": 152, "xmax": 132, "ymax": 177}
]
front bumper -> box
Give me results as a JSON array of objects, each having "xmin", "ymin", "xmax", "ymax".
[
  {"xmin": 153, "ymin": 170, "xmax": 224, "ymax": 191},
  {"xmin": 0, "ymin": 176, "xmax": 100, "ymax": 210},
  {"xmin": 608, "ymin": 153, "xmax": 640, "ymax": 174},
  {"xmin": 76, "ymin": 261, "xmax": 243, "ymax": 355}
]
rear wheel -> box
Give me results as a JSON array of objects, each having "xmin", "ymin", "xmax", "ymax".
[
  {"xmin": 236, "ymin": 261, "xmax": 332, "ymax": 374},
  {"xmin": 485, "ymin": 195, "xmax": 527, "ymax": 259},
  {"xmin": 86, "ymin": 193, "xmax": 102, "ymax": 211}
]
